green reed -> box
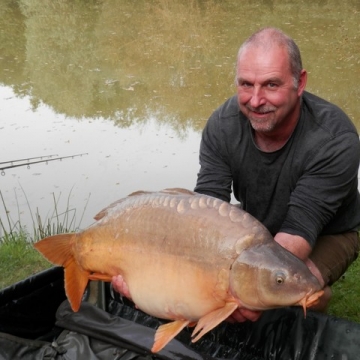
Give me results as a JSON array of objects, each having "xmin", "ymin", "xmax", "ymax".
[{"xmin": 0, "ymin": 188, "xmax": 89, "ymax": 243}]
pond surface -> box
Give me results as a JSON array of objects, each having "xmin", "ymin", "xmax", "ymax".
[{"xmin": 1, "ymin": 0, "xmax": 359, "ymax": 233}]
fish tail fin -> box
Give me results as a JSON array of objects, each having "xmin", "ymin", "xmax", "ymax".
[
  {"xmin": 34, "ymin": 234, "xmax": 90, "ymax": 312},
  {"xmin": 64, "ymin": 256, "xmax": 90, "ymax": 312},
  {"xmin": 34, "ymin": 233, "xmax": 75, "ymax": 265}
]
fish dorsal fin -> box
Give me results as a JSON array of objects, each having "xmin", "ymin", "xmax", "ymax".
[
  {"xmin": 93, "ymin": 191, "xmax": 154, "ymax": 220},
  {"xmin": 161, "ymin": 188, "xmax": 196, "ymax": 196},
  {"xmin": 127, "ymin": 188, "xmax": 195, "ymax": 197},
  {"xmin": 94, "ymin": 199, "xmax": 127, "ymax": 221},
  {"xmin": 191, "ymin": 301, "xmax": 238, "ymax": 343},
  {"xmin": 152, "ymin": 319, "xmax": 190, "ymax": 353},
  {"xmin": 94, "ymin": 188, "xmax": 196, "ymax": 221}
]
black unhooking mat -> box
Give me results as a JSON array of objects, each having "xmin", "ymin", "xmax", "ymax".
[{"xmin": 0, "ymin": 267, "xmax": 360, "ymax": 360}]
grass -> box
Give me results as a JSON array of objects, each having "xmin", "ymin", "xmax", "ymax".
[
  {"xmin": 328, "ymin": 257, "xmax": 360, "ymax": 322},
  {"xmin": 0, "ymin": 232, "xmax": 52, "ymax": 289},
  {"xmin": 0, "ymin": 189, "xmax": 88, "ymax": 288}
]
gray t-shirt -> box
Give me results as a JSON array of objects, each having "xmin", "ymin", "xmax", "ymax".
[{"xmin": 195, "ymin": 91, "xmax": 360, "ymax": 247}]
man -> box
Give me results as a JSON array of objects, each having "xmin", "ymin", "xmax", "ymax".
[
  {"xmin": 193, "ymin": 27, "xmax": 360, "ymax": 321},
  {"xmin": 112, "ymin": 27, "xmax": 360, "ymax": 322}
]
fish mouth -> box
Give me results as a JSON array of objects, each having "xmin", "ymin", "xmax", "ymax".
[{"xmin": 296, "ymin": 289, "xmax": 325, "ymax": 317}]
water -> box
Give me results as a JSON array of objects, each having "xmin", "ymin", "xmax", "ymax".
[
  {"xmin": 1, "ymin": 0, "xmax": 359, "ymax": 232},
  {"xmin": 0, "ymin": 86, "xmax": 201, "ymax": 230}
]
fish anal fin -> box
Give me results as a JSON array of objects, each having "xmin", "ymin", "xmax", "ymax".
[
  {"xmin": 88, "ymin": 273, "xmax": 113, "ymax": 282},
  {"xmin": 64, "ymin": 258, "xmax": 90, "ymax": 312},
  {"xmin": 191, "ymin": 301, "xmax": 238, "ymax": 343},
  {"xmin": 152, "ymin": 319, "xmax": 190, "ymax": 353}
]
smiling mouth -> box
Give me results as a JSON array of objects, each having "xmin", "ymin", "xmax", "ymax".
[
  {"xmin": 252, "ymin": 110, "xmax": 272, "ymax": 116},
  {"xmin": 246, "ymin": 105, "xmax": 276, "ymax": 115},
  {"xmin": 248, "ymin": 110, "xmax": 273, "ymax": 122}
]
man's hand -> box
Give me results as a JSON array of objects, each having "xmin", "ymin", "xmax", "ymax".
[
  {"xmin": 274, "ymin": 232, "xmax": 325, "ymax": 286},
  {"xmin": 274, "ymin": 232, "xmax": 332, "ymax": 311},
  {"xmin": 227, "ymin": 308, "xmax": 262, "ymax": 323},
  {"xmin": 111, "ymin": 275, "xmax": 132, "ymax": 300}
]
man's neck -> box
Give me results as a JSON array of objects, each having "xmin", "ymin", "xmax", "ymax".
[
  {"xmin": 254, "ymin": 131, "xmax": 292, "ymax": 152},
  {"xmin": 254, "ymin": 103, "xmax": 301, "ymax": 152}
]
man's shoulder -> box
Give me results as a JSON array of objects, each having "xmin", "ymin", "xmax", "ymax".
[
  {"xmin": 203, "ymin": 96, "xmax": 249, "ymax": 146},
  {"xmin": 213, "ymin": 95, "xmax": 240, "ymax": 119},
  {"xmin": 302, "ymin": 91, "xmax": 358, "ymax": 135},
  {"xmin": 207, "ymin": 95, "xmax": 247, "ymax": 132},
  {"xmin": 295, "ymin": 92, "xmax": 359, "ymax": 165}
]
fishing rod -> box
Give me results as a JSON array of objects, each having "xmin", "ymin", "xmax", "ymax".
[
  {"xmin": 0, "ymin": 154, "xmax": 59, "ymax": 165},
  {"xmin": 1, "ymin": 153, "xmax": 88, "ymax": 175}
]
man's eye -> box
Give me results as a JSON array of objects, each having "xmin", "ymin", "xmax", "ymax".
[
  {"xmin": 268, "ymin": 83, "xmax": 278, "ymax": 88},
  {"xmin": 240, "ymin": 82, "xmax": 252, "ymax": 88}
]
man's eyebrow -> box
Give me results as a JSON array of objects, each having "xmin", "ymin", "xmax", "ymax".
[
  {"xmin": 254, "ymin": 77, "xmax": 283, "ymax": 85},
  {"xmin": 265, "ymin": 77, "xmax": 282, "ymax": 83},
  {"xmin": 236, "ymin": 76, "xmax": 283, "ymax": 84},
  {"xmin": 236, "ymin": 77, "xmax": 250, "ymax": 84}
]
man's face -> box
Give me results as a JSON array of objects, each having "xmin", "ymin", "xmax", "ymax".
[{"xmin": 236, "ymin": 45, "xmax": 305, "ymax": 135}]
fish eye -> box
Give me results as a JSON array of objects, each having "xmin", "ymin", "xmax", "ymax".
[{"xmin": 274, "ymin": 271, "xmax": 286, "ymax": 285}]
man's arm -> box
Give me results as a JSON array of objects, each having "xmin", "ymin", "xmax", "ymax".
[
  {"xmin": 280, "ymin": 132, "xmax": 360, "ymax": 247},
  {"xmin": 194, "ymin": 111, "xmax": 233, "ymax": 202}
]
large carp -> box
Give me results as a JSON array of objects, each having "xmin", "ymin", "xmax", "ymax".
[{"xmin": 34, "ymin": 188, "xmax": 323, "ymax": 353}]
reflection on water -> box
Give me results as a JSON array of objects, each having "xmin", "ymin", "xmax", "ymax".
[
  {"xmin": 0, "ymin": 0, "xmax": 359, "ymax": 231},
  {"xmin": 1, "ymin": 0, "xmax": 359, "ymax": 129},
  {"xmin": 0, "ymin": 86, "xmax": 201, "ymax": 231},
  {"xmin": 1, "ymin": 0, "xmax": 231, "ymax": 133}
]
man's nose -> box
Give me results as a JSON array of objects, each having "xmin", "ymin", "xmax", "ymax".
[{"xmin": 249, "ymin": 86, "xmax": 266, "ymax": 108}]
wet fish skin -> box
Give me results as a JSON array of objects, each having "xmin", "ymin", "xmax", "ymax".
[{"xmin": 34, "ymin": 188, "xmax": 323, "ymax": 353}]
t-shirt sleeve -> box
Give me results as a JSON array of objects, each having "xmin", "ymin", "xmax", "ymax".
[
  {"xmin": 280, "ymin": 131, "xmax": 360, "ymax": 247},
  {"xmin": 194, "ymin": 111, "xmax": 233, "ymax": 202}
]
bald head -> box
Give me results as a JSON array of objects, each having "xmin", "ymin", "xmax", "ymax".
[{"xmin": 237, "ymin": 28, "xmax": 303, "ymax": 88}]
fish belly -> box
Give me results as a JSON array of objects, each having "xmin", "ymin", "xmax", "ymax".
[
  {"xmin": 74, "ymin": 190, "xmax": 257, "ymax": 320},
  {"xmin": 125, "ymin": 254, "xmax": 227, "ymax": 321},
  {"xmin": 75, "ymin": 229, "xmax": 229, "ymax": 321}
]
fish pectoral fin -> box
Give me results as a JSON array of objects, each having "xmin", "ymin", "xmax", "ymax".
[
  {"xmin": 64, "ymin": 258, "xmax": 90, "ymax": 312},
  {"xmin": 214, "ymin": 268, "xmax": 230, "ymax": 301},
  {"xmin": 191, "ymin": 301, "xmax": 238, "ymax": 343},
  {"xmin": 152, "ymin": 319, "xmax": 190, "ymax": 353},
  {"xmin": 88, "ymin": 273, "xmax": 113, "ymax": 282}
]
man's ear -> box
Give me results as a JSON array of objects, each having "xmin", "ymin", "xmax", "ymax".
[{"xmin": 297, "ymin": 69, "xmax": 307, "ymax": 96}]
